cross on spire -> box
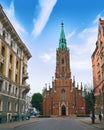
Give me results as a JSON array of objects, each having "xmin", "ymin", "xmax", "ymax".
[{"xmin": 58, "ymin": 21, "xmax": 67, "ymax": 50}]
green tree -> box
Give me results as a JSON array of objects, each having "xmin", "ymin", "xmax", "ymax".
[
  {"xmin": 31, "ymin": 93, "xmax": 43, "ymax": 113},
  {"xmin": 85, "ymin": 91, "xmax": 93, "ymax": 114}
]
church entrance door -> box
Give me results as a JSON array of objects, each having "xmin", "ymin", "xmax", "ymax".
[{"xmin": 61, "ymin": 105, "xmax": 66, "ymax": 116}]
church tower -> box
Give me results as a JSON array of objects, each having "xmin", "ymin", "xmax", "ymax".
[
  {"xmin": 42, "ymin": 22, "xmax": 86, "ymax": 116},
  {"xmin": 52, "ymin": 22, "xmax": 73, "ymax": 116},
  {"xmin": 55, "ymin": 22, "xmax": 71, "ymax": 82}
]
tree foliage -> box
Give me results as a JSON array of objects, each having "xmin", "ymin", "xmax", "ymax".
[
  {"xmin": 31, "ymin": 93, "xmax": 43, "ymax": 113},
  {"xmin": 85, "ymin": 91, "xmax": 93, "ymax": 114}
]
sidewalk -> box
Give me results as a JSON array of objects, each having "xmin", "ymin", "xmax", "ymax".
[
  {"xmin": 0, "ymin": 117, "xmax": 39, "ymax": 129},
  {"xmin": 80, "ymin": 117, "xmax": 104, "ymax": 129}
]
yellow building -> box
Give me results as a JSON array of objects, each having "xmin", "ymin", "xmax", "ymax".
[{"xmin": 0, "ymin": 5, "xmax": 31, "ymax": 122}]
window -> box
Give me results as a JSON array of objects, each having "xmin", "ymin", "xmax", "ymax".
[
  {"xmin": 0, "ymin": 80, "xmax": 3, "ymax": 91},
  {"xmin": 15, "ymin": 74, "xmax": 17, "ymax": 83},
  {"xmin": 15, "ymin": 87, "xmax": 18, "ymax": 96},
  {"xmin": 11, "ymin": 41, "xmax": 13, "ymax": 48},
  {"xmin": 22, "ymin": 104, "xmax": 24, "ymax": 113},
  {"xmin": 10, "ymin": 54, "xmax": 12, "ymax": 63},
  {"xmin": 1, "ymin": 45, "xmax": 5, "ymax": 56},
  {"xmin": 23, "ymin": 67, "xmax": 25, "ymax": 74},
  {"xmin": 0, "ymin": 63, "xmax": 3, "ymax": 74},
  {"xmin": 8, "ymin": 84, "xmax": 11, "ymax": 94},
  {"xmin": 5, "ymin": 82, "xmax": 8, "ymax": 91},
  {"xmin": 62, "ymin": 58, "xmax": 64, "ymax": 64},
  {"xmin": 3, "ymin": 30, "xmax": 5, "ymax": 39},
  {"xmin": 8, "ymin": 102, "xmax": 11, "ymax": 111},
  {"xmin": 100, "ymin": 41, "xmax": 103, "ymax": 49},
  {"xmin": 61, "ymin": 67, "xmax": 64, "ymax": 77},
  {"xmin": 16, "ymin": 61, "xmax": 18, "ymax": 69},
  {"xmin": 8, "ymin": 69, "xmax": 12, "ymax": 80},
  {"xmin": 15, "ymin": 103, "xmax": 18, "ymax": 112},
  {"xmin": 61, "ymin": 89, "xmax": 66, "ymax": 100},
  {"xmin": 61, "ymin": 71, "xmax": 64, "ymax": 77}
]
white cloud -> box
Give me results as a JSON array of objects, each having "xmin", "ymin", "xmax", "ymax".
[
  {"xmin": 4, "ymin": 1, "xmax": 26, "ymax": 36},
  {"xmin": 93, "ymin": 11, "xmax": 104, "ymax": 24},
  {"xmin": 40, "ymin": 20, "xmax": 98, "ymax": 84},
  {"xmin": 40, "ymin": 49, "xmax": 55, "ymax": 63},
  {"xmin": 68, "ymin": 22, "xmax": 98, "ymax": 84},
  {"xmin": 66, "ymin": 30, "xmax": 76, "ymax": 40},
  {"xmin": 32, "ymin": 0, "xmax": 57, "ymax": 37}
]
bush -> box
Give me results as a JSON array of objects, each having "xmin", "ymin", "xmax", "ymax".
[{"xmin": 38, "ymin": 115, "xmax": 51, "ymax": 118}]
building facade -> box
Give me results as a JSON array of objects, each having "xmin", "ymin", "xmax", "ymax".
[
  {"xmin": 92, "ymin": 18, "xmax": 104, "ymax": 115},
  {"xmin": 42, "ymin": 22, "xmax": 86, "ymax": 116},
  {"xmin": 0, "ymin": 5, "xmax": 31, "ymax": 122}
]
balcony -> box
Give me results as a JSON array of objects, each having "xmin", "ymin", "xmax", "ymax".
[
  {"xmin": 22, "ymin": 72, "xmax": 28, "ymax": 80},
  {"xmin": 21, "ymin": 82, "xmax": 30, "ymax": 93}
]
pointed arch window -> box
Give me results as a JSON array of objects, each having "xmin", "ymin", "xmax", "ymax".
[
  {"xmin": 62, "ymin": 58, "xmax": 64, "ymax": 64},
  {"xmin": 61, "ymin": 89, "xmax": 66, "ymax": 100}
]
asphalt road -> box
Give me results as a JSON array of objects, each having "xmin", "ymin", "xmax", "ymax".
[{"xmin": 14, "ymin": 117, "xmax": 100, "ymax": 130}]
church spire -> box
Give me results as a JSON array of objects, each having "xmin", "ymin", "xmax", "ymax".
[{"xmin": 58, "ymin": 21, "xmax": 67, "ymax": 50}]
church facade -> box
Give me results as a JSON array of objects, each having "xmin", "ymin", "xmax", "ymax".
[{"xmin": 42, "ymin": 23, "xmax": 86, "ymax": 116}]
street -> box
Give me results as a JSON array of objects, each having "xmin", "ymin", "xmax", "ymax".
[{"xmin": 12, "ymin": 117, "xmax": 100, "ymax": 130}]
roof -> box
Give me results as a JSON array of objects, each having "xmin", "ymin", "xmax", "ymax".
[
  {"xmin": 58, "ymin": 22, "xmax": 67, "ymax": 50},
  {"xmin": 0, "ymin": 4, "xmax": 32, "ymax": 59}
]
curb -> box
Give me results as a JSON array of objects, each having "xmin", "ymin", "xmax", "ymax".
[
  {"xmin": 80, "ymin": 117, "xmax": 104, "ymax": 129},
  {"xmin": 0, "ymin": 118, "xmax": 39, "ymax": 129},
  {"xmin": 13, "ymin": 120, "xmax": 39, "ymax": 128}
]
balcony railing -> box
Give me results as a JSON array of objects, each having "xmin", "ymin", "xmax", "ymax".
[
  {"xmin": 21, "ymin": 82, "xmax": 30, "ymax": 93},
  {"xmin": 22, "ymin": 72, "xmax": 28, "ymax": 80}
]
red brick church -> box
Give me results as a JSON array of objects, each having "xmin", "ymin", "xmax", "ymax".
[{"xmin": 42, "ymin": 22, "xmax": 86, "ymax": 116}]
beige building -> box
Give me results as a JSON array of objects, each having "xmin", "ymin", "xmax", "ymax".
[
  {"xmin": 92, "ymin": 18, "xmax": 104, "ymax": 116},
  {"xmin": 0, "ymin": 5, "xmax": 31, "ymax": 122}
]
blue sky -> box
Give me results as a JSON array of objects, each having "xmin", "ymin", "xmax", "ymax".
[{"xmin": 1, "ymin": 0, "xmax": 104, "ymax": 94}]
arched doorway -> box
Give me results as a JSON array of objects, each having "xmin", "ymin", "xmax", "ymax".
[{"xmin": 61, "ymin": 105, "xmax": 66, "ymax": 116}]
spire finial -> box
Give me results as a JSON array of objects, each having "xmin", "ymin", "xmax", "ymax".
[{"xmin": 58, "ymin": 21, "xmax": 67, "ymax": 50}]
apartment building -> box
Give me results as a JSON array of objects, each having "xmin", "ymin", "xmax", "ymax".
[
  {"xmin": 0, "ymin": 5, "xmax": 31, "ymax": 122},
  {"xmin": 92, "ymin": 18, "xmax": 104, "ymax": 115}
]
